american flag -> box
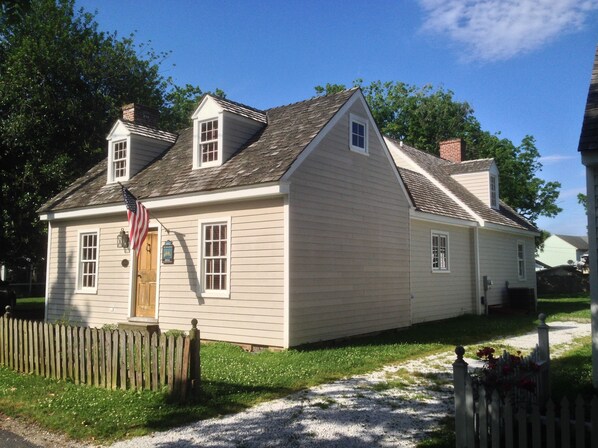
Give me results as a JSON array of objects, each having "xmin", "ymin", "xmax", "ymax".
[{"xmin": 122, "ymin": 187, "xmax": 149, "ymax": 253}]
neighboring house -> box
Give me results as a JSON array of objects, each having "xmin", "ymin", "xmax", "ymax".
[
  {"xmin": 385, "ymin": 138, "xmax": 538, "ymax": 320},
  {"xmin": 579, "ymin": 45, "xmax": 598, "ymax": 387},
  {"xmin": 536, "ymin": 234, "xmax": 588, "ymax": 267},
  {"xmin": 39, "ymin": 89, "xmax": 537, "ymax": 348}
]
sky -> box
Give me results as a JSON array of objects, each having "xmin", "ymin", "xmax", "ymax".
[{"xmin": 77, "ymin": 0, "xmax": 598, "ymax": 236}]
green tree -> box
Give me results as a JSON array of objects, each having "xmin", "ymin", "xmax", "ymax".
[
  {"xmin": 0, "ymin": 0, "xmax": 200, "ymax": 274},
  {"xmin": 316, "ymin": 81, "xmax": 562, "ymax": 226}
]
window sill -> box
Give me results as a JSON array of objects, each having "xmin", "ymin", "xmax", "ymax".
[
  {"xmin": 432, "ymin": 270, "xmax": 451, "ymax": 274},
  {"xmin": 349, "ymin": 146, "xmax": 368, "ymax": 155},
  {"xmin": 75, "ymin": 288, "xmax": 97, "ymax": 295},
  {"xmin": 200, "ymin": 290, "xmax": 230, "ymax": 299}
]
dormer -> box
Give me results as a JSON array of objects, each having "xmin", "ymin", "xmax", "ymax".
[
  {"xmin": 440, "ymin": 139, "xmax": 500, "ymax": 210},
  {"xmin": 191, "ymin": 95, "xmax": 267, "ymax": 169},
  {"xmin": 106, "ymin": 104, "xmax": 177, "ymax": 184}
]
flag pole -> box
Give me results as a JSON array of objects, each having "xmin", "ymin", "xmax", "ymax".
[{"xmin": 118, "ymin": 182, "xmax": 171, "ymax": 234}]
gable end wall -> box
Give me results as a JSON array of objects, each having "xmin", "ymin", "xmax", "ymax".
[{"xmin": 287, "ymin": 100, "xmax": 411, "ymax": 346}]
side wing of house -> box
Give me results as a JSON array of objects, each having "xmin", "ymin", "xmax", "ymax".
[
  {"xmin": 478, "ymin": 229, "xmax": 536, "ymax": 307},
  {"xmin": 284, "ymin": 93, "xmax": 411, "ymax": 346},
  {"xmin": 409, "ymin": 219, "xmax": 476, "ymax": 323}
]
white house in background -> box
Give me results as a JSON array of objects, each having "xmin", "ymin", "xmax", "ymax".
[
  {"xmin": 579, "ymin": 45, "xmax": 598, "ymax": 387},
  {"xmin": 38, "ymin": 89, "xmax": 537, "ymax": 349},
  {"xmin": 537, "ymin": 234, "xmax": 588, "ymax": 267}
]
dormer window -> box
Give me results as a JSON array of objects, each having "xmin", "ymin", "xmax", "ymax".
[
  {"xmin": 490, "ymin": 174, "xmax": 498, "ymax": 209},
  {"xmin": 113, "ymin": 140, "xmax": 127, "ymax": 179},
  {"xmin": 200, "ymin": 119, "xmax": 219, "ymax": 163},
  {"xmin": 349, "ymin": 113, "xmax": 368, "ymax": 154}
]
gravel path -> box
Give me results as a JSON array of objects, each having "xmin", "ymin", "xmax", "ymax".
[{"xmin": 109, "ymin": 320, "xmax": 591, "ymax": 448}]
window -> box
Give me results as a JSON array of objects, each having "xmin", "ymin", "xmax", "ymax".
[
  {"xmin": 490, "ymin": 174, "xmax": 498, "ymax": 209},
  {"xmin": 200, "ymin": 220, "xmax": 230, "ymax": 296},
  {"xmin": 78, "ymin": 231, "xmax": 98, "ymax": 292},
  {"xmin": 432, "ymin": 231, "xmax": 449, "ymax": 271},
  {"xmin": 517, "ymin": 241, "xmax": 526, "ymax": 280},
  {"xmin": 200, "ymin": 119, "xmax": 219, "ymax": 164},
  {"xmin": 113, "ymin": 140, "xmax": 127, "ymax": 179},
  {"xmin": 349, "ymin": 114, "xmax": 368, "ymax": 154}
]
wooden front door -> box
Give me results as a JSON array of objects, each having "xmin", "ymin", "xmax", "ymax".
[{"xmin": 135, "ymin": 231, "xmax": 157, "ymax": 318}]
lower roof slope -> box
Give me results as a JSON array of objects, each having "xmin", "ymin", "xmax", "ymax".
[{"xmin": 389, "ymin": 138, "xmax": 537, "ymax": 232}]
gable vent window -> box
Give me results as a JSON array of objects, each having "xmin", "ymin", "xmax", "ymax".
[
  {"xmin": 113, "ymin": 140, "xmax": 127, "ymax": 179},
  {"xmin": 349, "ymin": 114, "xmax": 368, "ymax": 154},
  {"xmin": 200, "ymin": 119, "xmax": 219, "ymax": 163}
]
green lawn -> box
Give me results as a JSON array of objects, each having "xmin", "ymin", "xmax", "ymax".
[{"xmin": 0, "ymin": 296, "xmax": 593, "ymax": 443}]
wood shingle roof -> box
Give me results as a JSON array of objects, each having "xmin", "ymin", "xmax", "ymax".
[{"xmin": 39, "ymin": 89, "xmax": 357, "ymax": 213}]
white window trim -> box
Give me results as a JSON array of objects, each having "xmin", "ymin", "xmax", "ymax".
[
  {"xmin": 431, "ymin": 230, "xmax": 450, "ymax": 273},
  {"xmin": 490, "ymin": 174, "xmax": 499, "ymax": 209},
  {"xmin": 108, "ymin": 137, "xmax": 130, "ymax": 183},
  {"xmin": 349, "ymin": 113, "xmax": 368, "ymax": 155},
  {"xmin": 75, "ymin": 228, "xmax": 100, "ymax": 294},
  {"xmin": 517, "ymin": 240, "xmax": 526, "ymax": 280},
  {"xmin": 198, "ymin": 217, "xmax": 231, "ymax": 298},
  {"xmin": 193, "ymin": 116, "xmax": 222, "ymax": 169}
]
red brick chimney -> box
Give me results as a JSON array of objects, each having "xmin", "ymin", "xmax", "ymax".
[
  {"xmin": 121, "ymin": 103, "xmax": 159, "ymax": 128},
  {"xmin": 439, "ymin": 139, "xmax": 466, "ymax": 163}
]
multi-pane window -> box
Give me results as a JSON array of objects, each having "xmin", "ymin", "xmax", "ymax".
[
  {"xmin": 349, "ymin": 114, "xmax": 367, "ymax": 153},
  {"xmin": 490, "ymin": 174, "xmax": 498, "ymax": 208},
  {"xmin": 202, "ymin": 223, "xmax": 228, "ymax": 292},
  {"xmin": 432, "ymin": 232, "xmax": 449, "ymax": 271},
  {"xmin": 113, "ymin": 140, "xmax": 127, "ymax": 178},
  {"xmin": 200, "ymin": 119, "xmax": 219, "ymax": 163},
  {"xmin": 517, "ymin": 242, "xmax": 526, "ymax": 280},
  {"xmin": 78, "ymin": 232, "xmax": 98, "ymax": 290}
]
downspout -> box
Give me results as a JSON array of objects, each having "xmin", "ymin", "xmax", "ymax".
[{"xmin": 473, "ymin": 226, "xmax": 484, "ymax": 315}]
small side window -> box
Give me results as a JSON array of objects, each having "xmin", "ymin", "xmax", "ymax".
[
  {"xmin": 431, "ymin": 231, "xmax": 449, "ymax": 272},
  {"xmin": 349, "ymin": 114, "xmax": 368, "ymax": 154}
]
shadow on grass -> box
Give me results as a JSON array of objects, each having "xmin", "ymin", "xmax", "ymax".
[{"xmin": 294, "ymin": 314, "xmax": 539, "ymax": 354}]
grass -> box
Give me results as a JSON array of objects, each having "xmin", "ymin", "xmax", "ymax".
[{"xmin": 0, "ymin": 295, "xmax": 592, "ymax": 443}]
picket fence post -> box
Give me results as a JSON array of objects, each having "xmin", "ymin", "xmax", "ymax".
[
  {"xmin": 453, "ymin": 345, "xmax": 469, "ymax": 448},
  {"xmin": 188, "ymin": 318, "xmax": 201, "ymax": 399},
  {"xmin": 537, "ymin": 313, "xmax": 550, "ymax": 407}
]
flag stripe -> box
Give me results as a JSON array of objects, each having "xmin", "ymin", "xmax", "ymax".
[{"xmin": 122, "ymin": 187, "xmax": 149, "ymax": 253}]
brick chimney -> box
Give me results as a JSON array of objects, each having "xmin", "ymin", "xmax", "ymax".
[
  {"xmin": 121, "ymin": 103, "xmax": 159, "ymax": 128},
  {"xmin": 439, "ymin": 139, "xmax": 466, "ymax": 163}
]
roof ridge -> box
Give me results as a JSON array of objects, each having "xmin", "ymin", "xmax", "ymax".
[
  {"xmin": 265, "ymin": 87, "xmax": 358, "ymax": 113},
  {"xmin": 207, "ymin": 94, "xmax": 267, "ymax": 115}
]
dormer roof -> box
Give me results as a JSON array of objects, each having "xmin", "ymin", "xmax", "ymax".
[
  {"xmin": 119, "ymin": 121, "xmax": 177, "ymax": 143},
  {"xmin": 445, "ymin": 159, "xmax": 495, "ymax": 175},
  {"xmin": 209, "ymin": 95, "xmax": 268, "ymax": 123}
]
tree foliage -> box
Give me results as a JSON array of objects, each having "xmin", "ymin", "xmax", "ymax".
[
  {"xmin": 316, "ymin": 80, "xmax": 561, "ymax": 226},
  {"xmin": 0, "ymin": 0, "xmax": 203, "ymax": 272}
]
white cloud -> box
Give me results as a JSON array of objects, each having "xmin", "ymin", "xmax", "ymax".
[
  {"xmin": 419, "ymin": 0, "xmax": 598, "ymax": 61},
  {"xmin": 538, "ymin": 154, "xmax": 577, "ymax": 164}
]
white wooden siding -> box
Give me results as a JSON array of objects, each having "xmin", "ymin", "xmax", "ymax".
[
  {"xmin": 46, "ymin": 198, "xmax": 285, "ymax": 347},
  {"xmin": 410, "ymin": 220, "xmax": 476, "ymax": 323},
  {"xmin": 478, "ymin": 229, "xmax": 536, "ymax": 306},
  {"xmin": 222, "ymin": 112, "xmax": 264, "ymax": 163},
  {"xmin": 288, "ymin": 99, "xmax": 411, "ymax": 346},
  {"xmin": 129, "ymin": 134, "xmax": 172, "ymax": 177},
  {"xmin": 452, "ymin": 172, "xmax": 491, "ymax": 207}
]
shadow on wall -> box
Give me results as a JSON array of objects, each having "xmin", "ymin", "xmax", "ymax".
[
  {"xmin": 173, "ymin": 231, "xmax": 203, "ymax": 305},
  {"xmin": 46, "ymin": 225, "xmax": 92, "ymax": 325},
  {"xmin": 537, "ymin": 265, "xmax": 589, "ymax": 297}
]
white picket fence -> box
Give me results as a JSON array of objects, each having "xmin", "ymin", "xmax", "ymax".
[{"xmin": 453, "ymin": 314, "xmax": 597, "ymax": 447}]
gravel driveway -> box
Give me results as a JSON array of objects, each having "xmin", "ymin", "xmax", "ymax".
[{"xmin": 109, "ymin": 320, "xmax": 591, "ymax": 448}]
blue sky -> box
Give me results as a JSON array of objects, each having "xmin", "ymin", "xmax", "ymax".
[{"xmin": 77, "ymin": 0, "xmax": 598, "ymax": 236}]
